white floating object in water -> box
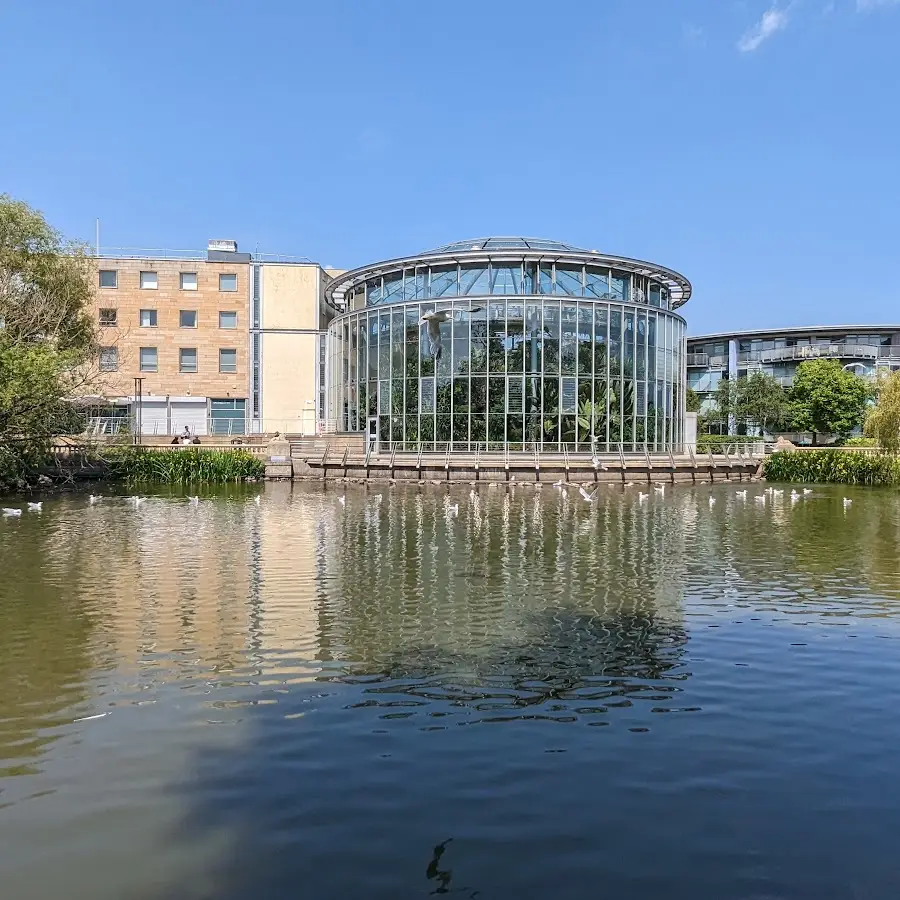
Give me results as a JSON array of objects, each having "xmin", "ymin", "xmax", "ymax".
[
  {"xmin": 339, "ymin": 496, "xmax": 346, "ymax": 506},
  {"xmin": 254, "ymin": 495, "xmax": 261, "ymax": 505},
  {"xmin": 2, "ymin": 508, "xmax": 22, "ymax": 517},
  {"xmin": 755, "ymin": 496, "xmax": 766, "ymax": 504},
  {"xmin": 654, "ymin": 485, "xmax": 665, "ymax": 494},
  {"xmin": 709, "ymin": 496, "xmax": 716, "ymax": 507},
  {"xmin": 803, "ymin": 488, "xmax": 812, "ymax": 495},
  {"xmin": 736, "ymin": 490, "xmax": 747, "ymax": 499},
  {"xmin": 189, "ymin": 496, "xmax": 200, "ymax": 505},
  {"xmin": 638, "ymin": 492, "xmax": 648, "ymax": 502},
  {"xmin": 27, "ymin": 501, "xmax": 42, "ymax": 511},
  {"xmin": 843, "ymin": 497, "xmax": 852, "ymax": 507},
  {"xmin": 89, "ymin": 494, "xmax": 103, "ymax": 504},
  {"xmin": 578, "ymin": 485, "xmax": 598, "ymax": 503}
]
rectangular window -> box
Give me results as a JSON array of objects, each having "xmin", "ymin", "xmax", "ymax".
[
  {"xmin": 219, "ymin": 273, "xmax": 237, "ymax": 292},
  {"xmin": 219, "ymin": 311, "xmax": 237, "ymax": 329},
  {"xmin": 179, "ymin": 309, "xmax": 198, "ymax": 328},
  {"xmin": 210, "ymin": 399, "xmax": 246, "ymax": 435},
  {"xmin": 140, "ymin": 309, "xmax": 157, "ymax": 327},
  {"xmin": 98, "ymin": 308, "xmax": 117, "ymax": 326},
  {"xmin": 179, "ymin": 347, "xmax": 198, "ymax": 373},
  {"xmin": 99, "ymin": 347, "xmax": 118, "ymax": 371},
  {"xmin": 99, "ymin": 269, "xmax": 117, "ymax": 289},
  {"xmin": 140, "ymin": 271, "xmax": 158, "ymax": 290},
  {"xmin": 139, "ymin": 347, "xmax": 158, "ymax": 372},
  {"xmin": 219, "ymin": 348, "xmax": 238, "ymax": 373},
  {"xmin": 180, "ymin": 272, "xmax": 198, "ymax": 291}
]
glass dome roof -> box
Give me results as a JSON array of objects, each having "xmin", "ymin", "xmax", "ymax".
[{"xmin": 425, "ymin": 237, "xmax": 587, "ymax": 254}]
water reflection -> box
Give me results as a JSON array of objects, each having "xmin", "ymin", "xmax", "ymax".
[{"xmin": 2, "ymin": 483, "xmax": 900, "ymax": 899}]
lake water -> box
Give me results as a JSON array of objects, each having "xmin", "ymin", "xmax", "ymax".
[{"xmin": 2, "ymin": 481, "xmax": 900, "ymax": 899}]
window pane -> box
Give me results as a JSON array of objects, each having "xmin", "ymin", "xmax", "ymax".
[
  {"xmin": 140, "ymin": 309, "xmax": 157, "ymax": 327},
  {"xmin": 219, "ymin": 311, "xmax": 237, "ymax": 328},
  {"xmin": 139, "ymin": 347, "xmax": 157, "ymax": 372},
  {"xmin": 459, "ymin": 266, "xmax": 490, "ymax": 295},
  {"xmin": 584, "ymin": 267, "xmax": 609, "ymax": 298},
  {"xmin": 99, "ymin": 347, "xmax": 118, "ymax": 371},
  {"xmin": 210, "ymin": 399, "xmax": 246, "ymax": 435},
  {"xmin": 99, "ymin": 270, "xmax": 117, "ymax": 289},
  {"xmin": 179, "ymin": 348, "xmax": 198, "ymax": 373},
  {"xmin": 367, "ymin": 278, "xmax": 383, "ymax": 305},
  {"xmin": 219, "ymin": 273, "xmax": 237, "ymax": 292},
  {"xmin": 179, "ymin": 310, "xmax": 197, "ymax": 328},
  {"xmin": 429, "ymin": 266, "xmax": 458, "ymax": 298},
  {"xmin": 99, "ymin": 308, "xmax": 117, "ymax": 326},
  {"xmin": 491, "ymin": 264, "xmax": 522, "ymax": 295},
  {"xmin": 219, "ymin": 349, "xmax": 238, "ymax": 373},
  {"xmin": 180, "ymin": 272, "xmax": 198, "ymax": 291},
  {"xmin": 538, "ymin": 264, "xmax": 553, "ymax": 295},
  {"xmin": 611, "ymin": 271, "xmax": 630, "ymax": 302},
  {"xmin": 382, "ymin": 274, "xmax": 403, "ymax": 304},
  {"xmin": 554, "ymin": 266, "xmax": 583, "ymax": 297},
  {"xmin": 140, "ymin": 271, "xmax": 158, "ymax": 290}
]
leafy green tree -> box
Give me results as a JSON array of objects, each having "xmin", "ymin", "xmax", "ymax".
[
  {"xmin": 790, "ymin": 359, "xmax": 870, "ymax": 444},
  {"xmin": 685, "ymin": 387, "xmax": 702, "ymax": 413},
  {"xmin": 738, "ymin": 372, "xmax": 791, "ymax": 433},
  {"xmin": 864, "ymin": 370, "xmax": 900, "ymax": 453},
  {"xmin": 0, "ymin": 196, "xmax": 99, "ymax": 488}
]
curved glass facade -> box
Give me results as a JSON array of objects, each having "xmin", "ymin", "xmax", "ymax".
[{"xmin": 326, "ymin": 245, "xmax": 688, "ymax": 452}]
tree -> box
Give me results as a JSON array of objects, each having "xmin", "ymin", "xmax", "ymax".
[
  {"xmin": 738, "ymin": 372, "xmax": 791, "ymax": 434},
  {"xmin": 0, "ymin": 195, "xmax": 99, "ymax": 489},
  {"xmin": 685, "ymin": 387, "xmax": 702, "ymax": 413},
  {"xmin": 790, "ymin": 359, "xmax": 870, "ymax": 444},
  {"xmin": 864, "ymin": 370, "xmax": 900, "ymax": 453}
]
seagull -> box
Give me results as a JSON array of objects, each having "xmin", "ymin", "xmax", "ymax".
[
  {"xmin": 653, "ymin": 485, "xmax": 665, "ymax": 494},
  {"xmin": 420, "ymin": 307, "xmax": 483, "ymax": 360},
  {"xmin": 736, "ymin": 490, "xmax": 747, "ymax": 499},
  {"xmin": 188, "ymin": 496, "xmax": 200, "ymax": 505},
  {"xmin": 27, "ymin": 501, "xmax": 42, "ymax": 512},
  {"xmin": 253, "ymin": 495, "xmax": 261, "ymax": 505},
  {"xmin": 469, "ymin": 489, "xmax": 477, "ymax": 500},
  {"xmin": 843, "ymin": 497, "xmax": 852, "ymax": 508},
  {"xmin": 89, "ymin": 494, "xmax": 103, "ymax": 504},
  {"xmin": 709, "ymin": 496, "xmax": 716, "ymax": 507},
  {"xmin": 755, "ymin": 496, "xmax": 766, "ymax": 505},
  {"xmin": 446, "ymin": 502, "xmax": 459, "ymax": 516},
  {"xmin": 791, "ymin": 491, "xmax": 800, "ymax": 504},
  {"xmin": 578, "ymin": 485, "xmax": 599, "ymax": 503},
  {"xmin": 374, "ymin": 494, "xmax": 383, "ymax": 503},
  {"xmin": 803, "ymin": 488, "xmax": 813, "ymax": 496},
  {"xmin": 773, "ymin": 489, "xmax": 784, "ymax": 497},
  {"xmin": 2, "ymin": 508, "xmax": 22, "ymax": 517},
  {"xmin": 129, "ymin": 496, "xmax": 144, "ymax": 506},
  {"xmin": 638, "ymin": 492, "xmax": 649, "ymax": 502},
  {"xmin": 339, "ymin": 495, "xmax": 346, "ymax": 506},
  {"xmin": 553, "ymin": 479, "xmax": 565, "ymax": 490}
]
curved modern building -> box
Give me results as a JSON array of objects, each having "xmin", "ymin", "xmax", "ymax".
[
  {"xmin": 324, "ymin": 238, "xmax": 691, "ymax": 452},
  {"xmin": 687, "ymin": 325, "xmax": 900, "ymax": 410}
]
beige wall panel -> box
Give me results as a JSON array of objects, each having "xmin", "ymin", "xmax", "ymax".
[{"xmin": 261, "ymin": 332, "xmax": 319, "ymax": 434}]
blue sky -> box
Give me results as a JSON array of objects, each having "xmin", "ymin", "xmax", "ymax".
[{"xmin": 2, "ymin": 0, "xmax": 898, "ymax": 334}]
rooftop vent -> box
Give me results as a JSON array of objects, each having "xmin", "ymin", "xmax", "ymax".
[{"xmin": 208, "ymin": 239, "xmax": 238, "ymax": 253}]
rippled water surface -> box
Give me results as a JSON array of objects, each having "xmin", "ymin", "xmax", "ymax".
[{"xmin": 3, "ymin": 481, "xmax": 900, "ymax": 899}]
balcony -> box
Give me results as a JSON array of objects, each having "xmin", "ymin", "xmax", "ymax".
[
  {"xmin": 739, "ymin": 343, "xmax": 881, "ymax": 365},
  {"xmin": 686, "ymin": 353, "xmax": 709, "ymax": 367}
]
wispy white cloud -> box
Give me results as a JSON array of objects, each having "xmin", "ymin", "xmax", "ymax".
[
  {"xmin": 856, "ymin": 0, "xmax": 900, "ymax": 10},
  {"xmin": 737, "ymin": 5, "xmax": 791, "ymax": 52}
]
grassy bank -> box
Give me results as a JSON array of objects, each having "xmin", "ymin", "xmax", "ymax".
[
  {"xmin": 104, "ymin": 447, "xmax": 265, "ymax": 484},
  {"xmin": 763, "ymin": 449, "xmax": 900, "ymax": 486}
]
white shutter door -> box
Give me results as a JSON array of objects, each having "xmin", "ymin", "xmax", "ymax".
[
  {"xmin": 170, "ymin": 401, "xmax": 208, "ymax": 436},
  {"xmin": 137, "ymin": 400, "xmax": 168, "ymax": 436}
]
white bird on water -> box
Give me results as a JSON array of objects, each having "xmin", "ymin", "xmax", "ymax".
[
  {"xmin": 339, "ymin": 495, "xmax": 346, "ymax": 506},
  {"xmin": 653, "ymin": 485, "xmax": 665, "ymax": 495},
  {"xmin": 709, "ymin": 496, "xmax": 716, "ymax": 507},
  {"xmin": 803, "ymin": 488, "xmax": 813, "ymax": 496},
  {"xmin": 2, "ymin": 508, "xmax": 22, "ymax": 517},
  {"xmin": 843, "ymin": 497, "xmax": 852, "ymax": 508},
  {"xmin": 27, "ymin": 501, "xmax": 42, "ymax": 512},
  {"xmin": 129, "ymin": 496, "xmax": 144, "ymax": 506},
  {"xmin": 188, "ymin": 496, "xmax": 200, "ymax": 505},
  {"xmin": 638, "ymin": 492, "xmax": 649, "ymax": 503},
  {"xmin": 755, "ymin": 495, "xmax": 766, "ymax": 505},
  {"xmin": 254, "ymin": 495, "xmax": 261, "ymax": 505},
  {"xmin": 735, "ymin": 490, "xmax": 747, "ymax": 499},
  {"xmin": 790, "ymin": 490, "xmax": 801, "ymax": 504},
  {"xmin": 446, "ymin": 502, "xmax": 459, "ymax": 517},
  {"xmin": 89, "ymin": 494, "xmax": 103, "ymax": 504},
  {"xmin": 578, "ymin": 485, "xmax": 599, "ymax": 503},
  {"xmin": 420, "ymin": 307, "xmax": 483, "ymax": 360}
]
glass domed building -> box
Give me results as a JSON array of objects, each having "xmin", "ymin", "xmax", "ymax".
[{"xmin": 324, "ymin": 238, "xmax": 690, "ymax": 452}]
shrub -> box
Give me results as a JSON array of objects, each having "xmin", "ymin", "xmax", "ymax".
[
  {"xmin": 842, "ymin": 436, "xmax": 876, "ymax": 447},
  {"xmin": 763, "ymin": 449, "xmax": 900, "ymax": 486},
  {"xmin": 103, "ymin": 447, "xmax": 264, "ymax": 484}
]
